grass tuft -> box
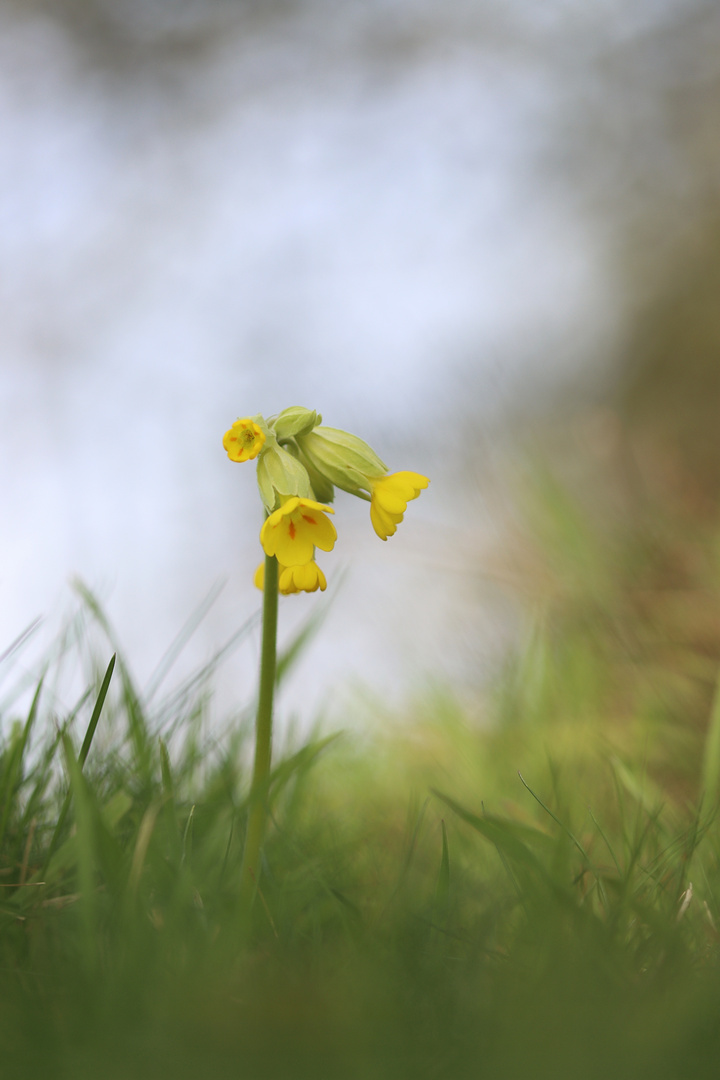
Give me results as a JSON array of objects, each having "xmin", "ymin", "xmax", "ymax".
[{"xmin": 2, "ymin": 575, "xmax": 720, "ymax": 1079}]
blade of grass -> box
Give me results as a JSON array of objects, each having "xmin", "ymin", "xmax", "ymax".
[
  {"xmin": 518, "ymin": 772, "xmax": 593, "ymax": 863},
  {"xmin": 587, "ymin": 805, "xmax": 622, "ymax": 876},
  {"xmin": 159, "ymin": 739, "xmax": 182, "ymax": 867},
  {"xmin": 434, "ymin": 820, "xmax": 450, "ymax": 920},
  {"xmin": 0, "ymin": 677, "xmax": 43, "ymax": 856},
  {"xmin": 432, "ymin": 789, "xmax": 546, "ymax": 871},
  {"xmin": 518, "ymin": 772, "xmax": 609, "ymax": 909},
  {"xmin": 127, "ymin": 801, "xmax": 161, "ymax": 898},
  {"xmin": 71, "ymin": 582, "xmax": 154, "ymax": 785},
  {"xmin": 42, "ymin": 655, "xmax": 115, "ymax": 876},
  {"xmin": 79, "ymin": 655, "xmax": 116, "ymax": 768},
  {"xmin": 182, "ymin": 805, "xmax": 195, "ymax": 866},
  {"xmin": 60, "ymin": 732, "xmax": 98, "ymax": 973},
  {"xmin": 0, "ymin": 617, "xmax": 43, "ymax": 667},
  {"xmin": 19, "ymin": 724, "xmax": 63, "ymax": 835}
]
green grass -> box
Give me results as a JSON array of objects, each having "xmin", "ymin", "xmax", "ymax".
[{"xmin": 3, "ymin": 569, "xmax": 720, "ymax": 1080}]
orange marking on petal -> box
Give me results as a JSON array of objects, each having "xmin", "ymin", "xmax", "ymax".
[
  {"xmin": 288, "ymin": 521, "xmax": 296, "ymax": 540},
  {"xmin": 301, "ymin": 515, "xmax": 317, "ymax": 525}
]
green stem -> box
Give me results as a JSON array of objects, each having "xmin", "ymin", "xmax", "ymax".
[{"xmin": 239, "ymin": 551, "xmax": 279, "ymax": 919}]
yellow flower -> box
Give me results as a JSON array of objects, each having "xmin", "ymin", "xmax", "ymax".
[
  {"xmin": 223, "ymin": 418, "xmax": 266, "ymax": 462},
  {"xmin": 260, "ymin": 497, "xmax": 336, "ymax": 565},
  {"xmin": 369, "ymin": 471, "xmax": 429, "ymax": 541},
  {"xmin": 279, "ymin": 561, "xmax": 327, "ymax": 594},
  {"xmin": 254, "ymin": 558, "xmax": 327, "ymax": 595}
]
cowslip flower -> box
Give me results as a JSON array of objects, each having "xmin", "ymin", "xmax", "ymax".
[
  {"xmin": 223, "ymin": 418, "xmax": 266, "ymax": 463},
  {"xmin": 254, "ymin": 559, "xmax": 327, "ymax": 595},
  {"xmin": 369, "ymin": 472, "xmax": 429, "ymax": 541},
  {"xmin": 279, "ymin": 561, "xmax": 327, "ymax": 594},
  {"xmin": 260, "ymin": 497, "xmax": 336, "ymax": 565}
]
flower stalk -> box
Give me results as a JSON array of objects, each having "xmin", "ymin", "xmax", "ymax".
[{"xmin": 239, "ymin": 549, "xmax": 279, "ymax": 918}]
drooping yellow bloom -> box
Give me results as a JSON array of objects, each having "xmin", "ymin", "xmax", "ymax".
[
  {"xmin": 223, "ymin": 418, "xmax": 266, "ymax": 463},
  {"xmin": 253, "ymin": 558, "xmax": 327, "ymax": 595},
  {"xmin": 369, "ymin": 471, "xmax": 429, "ymax": 541},
  {"xmin": 260, "ymin": 497, "xmax": 336, "ymax": 565},
  {"xmin": 279, "ymin": 561, "xmax": 327, "ymax": 594}
]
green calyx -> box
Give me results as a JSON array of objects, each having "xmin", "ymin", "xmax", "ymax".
[
  {"xmin": 295, "ymin": 427, "xmax": 387, "ymax": 497},
  {"xmin": 271, "ymin": 406, "xmax": 321, "ymax": 440},
  {"xmin": 256, "ymin": 442, "xmax": 314, "ymax": 513},
  {"xmin": 251, "ymin": 412, "xmax": 388, "ymax": 510},
  {"xmin": 289, "ymin": 444, "xmax": 335, "ymax": 504}
]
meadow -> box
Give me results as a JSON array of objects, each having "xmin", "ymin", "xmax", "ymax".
[{"xmin": 3, "ymin": 453, "xmax": 720, "ymax": 1080}]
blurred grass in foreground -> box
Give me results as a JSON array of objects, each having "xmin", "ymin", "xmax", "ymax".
[{"xmin": 2, "ymin": 530, "xmax": 720, "ymax": 1080}]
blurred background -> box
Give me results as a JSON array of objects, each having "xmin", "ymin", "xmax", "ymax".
[{"xmin": 3, "ymin": 0, "xmax": 720, "ymax": 732}]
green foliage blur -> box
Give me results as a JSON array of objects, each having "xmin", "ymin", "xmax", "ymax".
[{"xmin": 3, "ymin": 495, "xmax": 720, "ymax": 1080}]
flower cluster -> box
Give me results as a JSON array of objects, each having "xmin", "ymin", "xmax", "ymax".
[{"xmin": 223, "ymin": 407, "xmax": 429, "ymax": 595}]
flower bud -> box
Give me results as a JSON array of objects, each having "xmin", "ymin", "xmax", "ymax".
[
  {"xmin": 295, "ymin": 427, "xmax": 387, "ymax": 496},
  {"xmin": 271, "ymin": 406, "xmax": 321, "ymax": 440},
  {"xmin": 256, "ymin": 442, "xmax": 314, "ymax": 513}
]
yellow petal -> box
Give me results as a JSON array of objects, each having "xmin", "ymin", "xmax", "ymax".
[
  {"xmin": 370, "ymin": 501, "xmax": 401, "ymax": 540},
  {"xmin": 293, "ymin": 498, "xmax": 335, "ymax": 516},
  {"xmin": 293, "ymin": 563, "xmax": 310, "ymax": 591},
  {"xmin": 374, "ymin": 487, "xmax": 408, "ymax": 515},
  {"xmin": 278, "ymin": 561, "xmax": 327, "ymax": 594},
  {"xmin": 279, "ymin": 566, "xmax": 300, "ymax": 594},
  {"xmin": 380, "ymin": 472, "xmax": 429, "ymax": 501},
  {"xmin": 276, "ymin": 526, "xmax": 315, "ymax": 565},
  {"xmin": 302, "ymin": 509, "xmax": 337, "ymax": 552},
  {"xmin": 260, "ymin": 502, "xmax": 297, "ymax": 556}
]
